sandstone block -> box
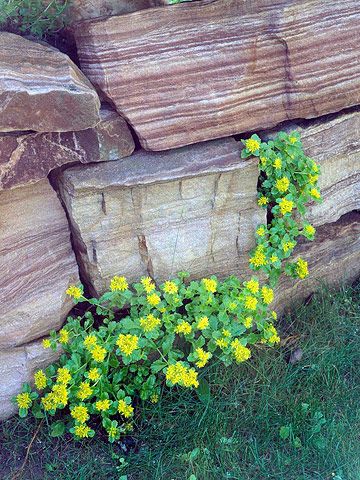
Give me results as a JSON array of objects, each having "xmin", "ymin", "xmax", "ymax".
[
  {"xmin": 63, "ymin": 0, "xmax": 152, "ymax": 23},
  {"xmin": 75, "ymin": 0, "xmax": 360, "ymax": 150},
  {"xmin": 0, "ymin": 106, "xmax": 135, "ymax": 190},
  {"xmin": 0, "ymin": 180, "xmax": 79, "ymax": 348},
  {"xmin": 0, "ymin": 32, "xmax": 100, "ymax": 132},
  {"xmin": 57, "ymin": 138, "xmax": 264, "ymax": 295}
]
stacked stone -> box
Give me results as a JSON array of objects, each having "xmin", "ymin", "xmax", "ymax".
[{"xmin": 1, "ymin": 0, "xmax": 359, "ymax": 418}]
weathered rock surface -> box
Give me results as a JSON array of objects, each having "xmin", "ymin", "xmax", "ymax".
[
  {"xmin": 0, "ymin": 106, "xmax": 135, "ymax": 190},
  {"xmin": 0, "ymin": 32, "xmax": 100, "ymax": 132},
  {"xmin": 0, "ymin": 340, "xmax": 60, "ymax": 420},
  {"xmin": 62, "ymin": 0, "xmax": 152, "ymax": 23},
  {"xmin": 75, "ymin": 0, "xmax": 360, "ymax": 151},
  {"xmin": 274, "ymin": 212, "xmax": 360, "ymax": 314},
  {"xmin": 0, "ymin": 180, "xmax": 79, "ymax": 348},
  {"xmin": 57, "ymin": 138, "xmax": 264, "ymax": 294}
]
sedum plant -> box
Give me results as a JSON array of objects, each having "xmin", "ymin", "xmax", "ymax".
[{"xmin": 14, "ymin": 131, "xmax": 321, "ymax": 442}]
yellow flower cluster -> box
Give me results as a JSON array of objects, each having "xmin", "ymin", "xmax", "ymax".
[
  {"xmin": 84, "ymin": 334, "xmax": 97, "ymax": 350},
  {"xmin": 108, "ymin": 425, "xmax": 118, "ymax": 438},
  {"xmin": 245, "ymin": 138, "xmax": 260, "ymax": 153},
  {"xmin": 197, "ymin": 316, "xmax": 209, "ymax": 330},
  {"xmin": 42, "ymin": 383, "xmax": 68, "ymax": 411},
  {"xmin": 263, "ymin": 325, "xmax": 280, "ymax": 344},
  {"xmin": 88, "ymin": 368, "xmax": 101, "ymax": 381},
  {"xmin": 203, "ymin": 278, "xmax": 217, "ymax": 293},
  {"xmin": 147, "ymin": 293, "xmax": 161, "ymax": 306},
  {"xmin": 42, "ymin": 338, "xmax": 51, "ymax": 349},
  {"xmin": 243, "ymin": 316, "xmax": 253, "ymax": 328},
  {"xmin": 16, "ymin": 392, "xmax": 32, "ymax": 409},
  {"xmin": 245, "ymin": 279, "xmax": 259, "ymax": 294},
  {"xmin": 310, "ymin": 188, "xmax": 321, "ymax": 199},
  {"xmin": 110, "ymin": 275, "xmax": 128, "ymax": 292},
  {"xmin": 59, "ymin": 328, "xmax": 69, "ymax": 344},
  {"xmin": 273, "ymin": 157, "xmax": 282, "ymax": 169},
  {"xmin": 163, "ymin": 281, "xmax": 178, "ymax": 294},
  {"xmin": 77, "ymin": 382, "xmax": 93, "ymax": 400},
  {"xmin": 258, "ymin": 196, "xmax": 268, "ymax": 206},
  {"xmin": 57, "ymin": 367, "xmax": 71, "ymax": 385},
  {"xmin": 116, "ymin": 334, "xmax": 139, "ymax": 356},
  {"xmin": 256, "ymin": 226, "xmax": 266, "ymax": 237},
  {"xmin": 34, "ymin": 370, "xmax": 47, "ymax": 390},
  {"xmin": 95, "ymin": 399, "xmax": 111, "ymax": 411},
  {"xmin": 92, "ymin": 345, "xmax": 107, "ymax": 363},
  {"xmin": 279, "ymin": 198, "xmax": 294, "ymax": 215},
  {"xmin": 66, "ymin": 285, "xmax": 82, "ymax": 299},
  {"xmin": 166, "ymin": 362, "xmax": 199, "ymax": 388},
  {"xmin": 261, "ymin": 286, "xmax": 274, "ymax": 305},
  {"xmin": 141, "ymin": 276, "xmax": 155, "ymax": 293},
  {"xmin": 249, "ymin": 245, "xmax": 267, "ymax": 267},
  {"xmin": 215, "ymin": 338, "xmax": 230, "ymax": 349},
  {"xmin": 231, "ymin": 339, "xmax": 251, "ymax": 363},
  {"xmin": 245, "ymin": 296, "xmax": 257, "ymax": 311},
  {"xmin": 195, "ymin": 348, "xmax": 212, "ymax": 368},
  {"xmin": 276, "ymin": 177, "xmax": 290, "ymax": 193},
  {"xmin": 71, "ymin": 405, "xmax": 89, "ymax": 423},
  {"xmin": 175, "ymin": 321, "xmax": 192, "ymax": 335},
  {"xmin": 304, "ymin": 224, "xmax": 315, "ymax": 237},
  {"xmin": 296, "ymin": 258, "xmax": 309, "ymax": 279},
  {"xmin": 74, "ymin": 424, "xmax": 91, "ymax": 438},
  {"xmin": 118, "ymin": 399, "xmax": 134, "ymax": 418},
  {"xmin": 282, "ymin": 241, "xmax": 295, "ymax": 253},
  {"xmin": 140, "ymin": 314, "xmax": 161, "ymax": 332}
]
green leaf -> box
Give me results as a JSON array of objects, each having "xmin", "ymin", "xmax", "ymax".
[
  {"xmin": 196, "ymin": 378, "xmax": 211, "ymax": 405},
  {"xmin": 279, "ymin": 425, "xmax": 290, "ymax": 440},
  {"xmin": 50, "ymin": 421, "xmax": 65, "ymax": 437}
]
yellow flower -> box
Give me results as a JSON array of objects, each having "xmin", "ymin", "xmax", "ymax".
[
  {"xmin": 34, "ymin": 370, "xmax": 47, "ymax": 390},
  {"xmin": 197, "ymin": 316, "xmax": 209, "ymax": 330},
  {"xmin": 147, "ymin": 293, "xmax": 161, "ymax": 306},
  {"xmin": 116, "ymin": 334, "xmax": 139, "ymax": 356},
  {"xmin": 308, "ymin": 174, "xmax": 318, "ymax": 185},
  {"xmin": 245, "ymin": 296, "xmax": 258, "ymax": 311},
  {"xmin": 182, "ymin": 368, "xmax": 199, "ymax": 388},
  {"xmin": 140, "ymin": 314, "xmax": 161, "ymax": 332},
  {"xmin": 279, "ymin": 198, "xmax": 294, "ymax": 215},
  {"xmin": 51, "ymin": 383, "xmax": 68, "ymax": 406},
  {"xmin": 77, "ymin": 382, "xmax": 93, "ymax": 400},
  {"xmin": 310, "ymin": 188, "xmax": 321, "ymax": 199},
  {"xmin": 118, "ymin": 399, "xmax": 134, "ymax": 418},
  {"xmin": 276, "ymin": 177, "xmax": 290, "ymax": 193},
  {"xmin": 203, "ymin": 278, "xmax": 217, "ymax": 293},
  {"xmin": 88, "ymin": 368, "xmax": 101, "ymax": 381},
  {"xmin": 270, "ymin": 254, "xmax": 279, "ymax": 263},
  {"xmin": 245, "ymin": 279, "xmax": 259, "ymax": 294},
  {"xmin": 74, "ymin": 424, "xmax": 91, "ymax": 438},
  {"xmin": 110, "ymin": 275, "xmax": 128, "ymax": 292},
  {"xmin": 41, "ymin": 394, "xmax": 56, "ymax": 411},
  {"xmin": 289, "ymin": 135, "xmax": 297, "ymax": 144},
  {"xmin": 195, "ymin": 348, "xmax": 212, "ymax": 368},
  {"xmin": 260, "ymin": 156, "xmax": 267, "ymax": 167},
  {"xmin": 222, "ymin": 329, "xmax": 231, "ymax": 337},
  {"xmin": 163, "ymin": 281, "xmax": 178, "ymax": 294},
  {"xmin": 304, "ymin": 224, "xmax": 315, "ymax": 237},
  {"xmin": 71, "ymin": 405, "xmax": 89, "ymax": 423},
  {"xmin": 256, "ymin": 226, "xmax": 266, "ymax": 237},
  {"xmin": 166, "ymin": 362, "xmax": 187, "ymax": 384},
  {"xmin": 296, "ymin": 258, "xmax": 309, "ymax": 279},
  {"xmin": 16, "ymin": 392, "xmax": 32, "ymax": 409},
  {"xmin": 245, "ymin": 138, "xmax": 260, "ymax": 154},
  {"xmin": 273, "ymin": 157, "xmax": 282, "ymax": 169},
  {"xmin": 215, "ymin": 338, "xmax": 229, "ymax": 349},
  {"xmin": 108, "ymin": 425, "xmax": 118, "ymax": 438},
  {"xmin": 175, "ymin": 321, "xmax": 192, "ymax": 335},
  {"xmin": 228, "ymin": 302, "xmax": 237, "ymax": 311},
  {"xmin": 59, "ymin": 329, "xmax": 69, "ymax": 345},
  {"xmin": 92, "ymin": 345, "xmax": 107, "ymax": 363},
  {"xmin": 261, "ymin": 286, "xmax": 274, "ymax": 305},
  {"xmin": 282, "ymin": 241, "xmax": 295, "ymax": 253},
  {"xmin": 249, "ymin": 245, "xmax": 267, "ymax": 267},
  {"xmin": 84, "ymin": 334, "xmax": 97, "ymax": 351},
  {"xmin": 141, "ymin": 277, "xmax": 155, "ymax": 293},
  {"xmin": 243, "ymin": 316, "xmax": 253, "ymax": 328},
  {"xmin": 95, "ymin": 399, "xmax": 111, "ymax": 412},
  {"xmin": 57, "ymin": 367, "xmax": 71, "ymax": 385},
  {"xmin": 271, "ymin": 310, "xmax": 277, "ymax": 320},
  {"xmin": 311, "ymin": 163, "xmax": 319, "ymax": 173},
  {"xmin": 66, "ymin": 285, "xmax": 82, "ymax": 299},
  {"xmin": 264, "ymin": 325, "xmax": 280, "ymax": 344},
  {"xmin": 258, "ymin": 196, "xmax": 269, "ymax": 207},
  {"xmin": 42, "ymin": 339, "xmax": 51, "ymax": 349},
  {"xmin": 150, "ymin": 393, "xmax": 159, "ymax": 404},
  {"xmin": 231, "ymin": 339, "xmax": 251, "ymax": 363}
]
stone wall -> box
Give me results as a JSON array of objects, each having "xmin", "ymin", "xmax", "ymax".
[{"xmin": 0, "ymin": 0, "xmax": 359, "ymax": 419}]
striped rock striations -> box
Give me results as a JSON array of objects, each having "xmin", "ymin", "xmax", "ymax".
[
  {"xmin": 0, "ymin": 106, "xmax": 135, "ymax": 190},
  {"xmin": 75, "ymin": 0, "xmax": 360, "ymax": 150},
  {"xmin": 57, "ymin": 138, "xmax": 265, "ymax": 295},
  {"xmin": 0, "ymin": 32, "xmax": 100, "ymax": 132}
]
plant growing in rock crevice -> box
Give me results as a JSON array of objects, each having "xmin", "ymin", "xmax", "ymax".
[{"xmin": 15, "ymin": 131, "xmax": 321, "ymax": 442}]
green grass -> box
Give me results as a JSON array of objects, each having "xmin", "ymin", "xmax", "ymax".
[{"xmin": 1, "ymin": 284, "xmax": 359, "ymax": 480}]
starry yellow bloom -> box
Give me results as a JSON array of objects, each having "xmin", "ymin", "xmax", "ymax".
[
  {"xmin": 150, "ymin": 393, "xmax": 159, "ymax": 404},
  {"xmin": 71, "ymin": 405, "xmax": 89, "ymax": 423},
  {"xmin": 147, "ymin": 293, "xmax": 161, "ymax": 306},
  {"xmin": 42, "ymin": 339, "xmax": 51, "ymax": 349},
  {"xmin": 59, "ymin": 329, "xmax": 69, "ymax": 344},
  {"xmin": 271, "ymin": 310, "xmax": 277, "ymax": 320},
  {"xmin": 57, "ymin": 367, "xmax": 71, "ymax": 385},
  {"xmin": 276, "ymin": 177, "xmax": 290, "ymax": 193},
  {"xmin": 116, "ymin": 334, "xmax": 139, "ymax": 356},
  {"xmin": 260, "ymin": 156, "xmax": 267, "ymax": 167},
  {"xmin": 118, "ymin": 399, "xmax": 134, "ymax": 418},
  {"xmin": 270, "ymin": 254, "xmax": 279, "ymax": 263},
  {"xmin": 257, "ymin": 226, "xmax": 267, "ymax": 237},
  {"xmin": 84, "ymin": 334, "xmax": 97, "ymax": 351},
  {"xmin": 258, "ymin": 196, "xmax": 269, "ymax": 207},
  {"xmin": 34, "ymin": 370, "xmax": 47, "ymax": 390},
  {"xmin": 245, "ymin": 138, "xmax": 260, "ymax": 154},
  {"xmin": 282, "ymin": 241, "xmax": 296, "ymax": 253},
  {"xmin": 175, "ymin": 321, "xmax": 192, "ymax": 335},
  {"xmin": 141, "ymin": 276, "xmax": 156, "ymax": 293},
  {"xmin": 182, "ymin": 368, "xmax": 199, "ymax": 388},
  {"xmin": 66, "ymin": 285, "xmax": 82, "ymax": 299},
  {"xmin": 195, "ymin": 348, "xmax": 212, "ymax": 368},
  {"xmin": 108, "ymin": 425, "xmax": 118, "ymax": 438},
  {"xmin": 222, "ymin": 329, "xmax": 231, "ymax": 337},
  {"xmin": 88, "ymin": 368, "xmax": 101, "ymax": 381},
  {"xmin": 261, "ymin": 286, "xmax": 274, "ymax": 305},
  {"xmin": 296, "ymin": 258, "xmax": 309, "ymax": 279},
  {"xmin": 273, "ymin": 157, "xmax": 282, "ymax": 169},
  {"xmin": 279, "ymin": 198, "xmax": 294, "ymax": 215},
  {"xmin": 231, "ymin": 339, "xmax": 251, "ymax": 363},
  {"xmin": 245, "ymin": 296, "xmax": 258, "ymax": 311},
  {"xmin": 163, "ymin": 281, "xmax": 178, "ymax": 294},
  {"xmin": 308, "ymin": 174, "xmax": 319, "ymax": 184},
  {"xmin": 249, "ymin": 245, "xmax": 267, "ymax": 267},
  {"xmin": 140, "ymin": 314, "xmax": 161, "ymax": 332},
  {"xmin": 244, "ymin": 316, "xmax": 253, "ymax": 328},
  {"xmin": 41, "ymin": 394, "xmax": 56, "ymax": 411},
  {"xmin": 95, "ymin": 399, "xmax": 111, "ymax": 412},
  {"xmin": 77, "ymin": 382, "xmax": 93, "ymax": 401},
  {"xmin": 197, "ymin": 316, "xmax": 209, "ymax": 330},
  {"xmin": 245, "ymin": 279, "xmax": 259, "ymax": 294},
  {"xmin": 263, "ymin": 325, "xmax": 280, "ymax": 344},
  {"xmin": 74, "ymin": 424, "xmax": 91, "ymax": 438},
  {"xmin": 203, "ymin": 278, "xmax": 217, "ymax": 293},
  {"xmin": 166, "ymin": 362, "xmax": 199, "ymax": 388},
  {"xmin": 311, "ymin": 163, "xmax": 319, "ymax": 173},
  {"xmin": 289, "ymin": 136, "xmax": 297, "ymax": 144},
  {"xmin": 215, "ymin": 338, "xmax": 229, "ymax": 349},
  {"xmin": 304, "ymin": 224, "xmax": 315, "ymax": 237},
  {"xmin": 92, "ymin": 345, "xmax": 107, "ymax": 363},
  {"xmin": 51, "ymin": 383, "xmax": 68, "ymax": 406},
  {"xmin": 16, "ymin": 392, "xmax": 32, "ymax": 409},
  {"xmin": 110, "ymin": 275, "xmax": 128, "ymax": 292},
  {"xmin": 310, "ymin": 188, "xmax": 321, "ymax": 199}
]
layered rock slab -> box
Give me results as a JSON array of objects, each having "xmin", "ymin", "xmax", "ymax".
[
  {"xmin": 0, "ymin": 106, "xmax": 135, "ymax": 190},
  {"xmin": 75, "ymin": 0, "xmax": 360, "ymax": 150},
  {"xmin": 0, "ymin": 180, "xmax": 79, "ymax": 348},
  {"xmin": 61, "ymin": 0, "xmax": 152, "ymax": 23},
  {"xmin": 58, "ymin": 138, "xmax": 265, "ymax": 295},
  {"xmin": 274, "ymin": 212, "xmax": 360, "ymax": 314},
  {"xmin": 0, "ymin": 32, "xmax": 100, "ymax": 132}
]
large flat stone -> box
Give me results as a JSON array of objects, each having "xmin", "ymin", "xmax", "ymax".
[
  {"xmin": 0, "ymin": 32, "xmax": 100, "ymax": 132},
  {"xmin": 57, "ymin": 137, "xmax": 264, "ymax": 294},
  {"xmin": 75, "ymin": 0, "xmax": 360, "ymax": 150},
  {"xmin": 0, "ymin": 340, "xmax": 60, "ymax": 420},
  {"xmin": 0, "ymin": 180, "xmax": 79, "ymax": 348},
  {"xmin": 63, "ymin": 0, "xmax": 152, "ymax": 22},
  {"xmin": 0, "ymin": 106, "xmax": 135, "ymax": 190}
]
